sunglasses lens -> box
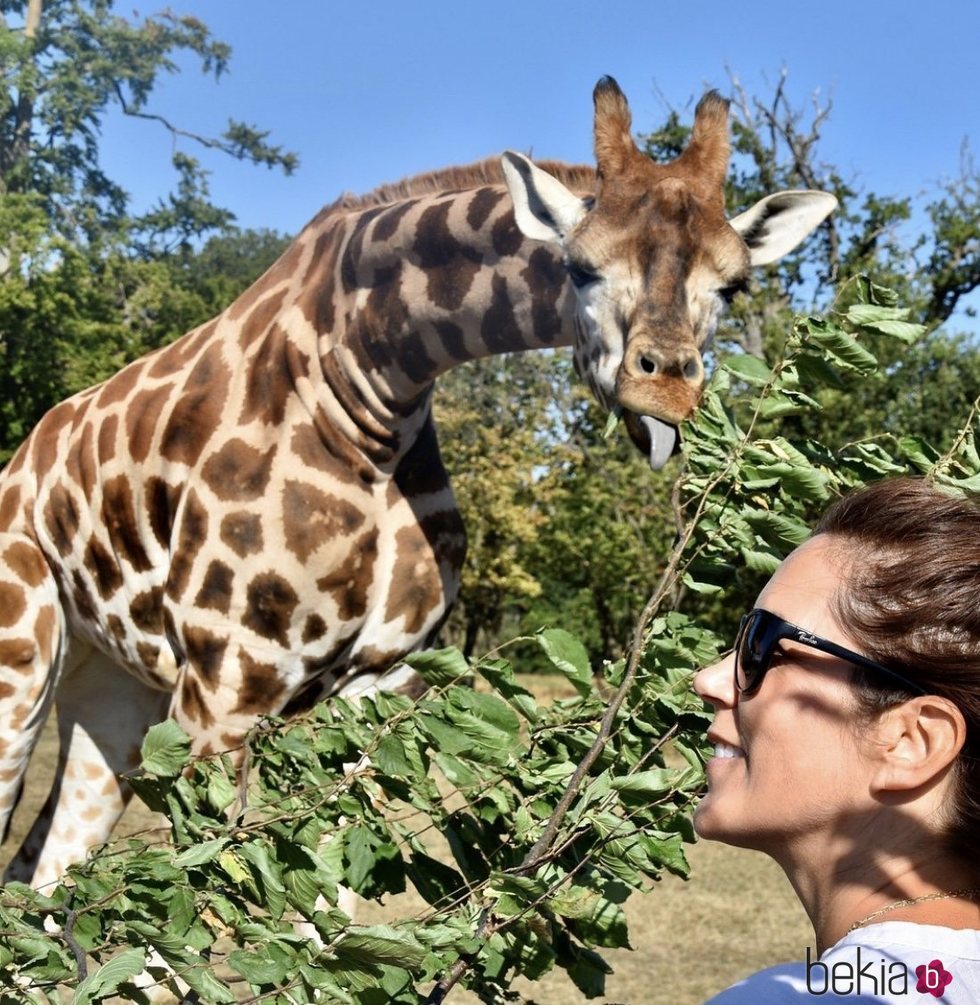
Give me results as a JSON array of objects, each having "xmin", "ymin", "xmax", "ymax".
[{"xmin": 736, "ymin": 611, "xmax": 767, "ymax": 692}]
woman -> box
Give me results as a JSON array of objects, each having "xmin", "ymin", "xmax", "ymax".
[{"xmin": 695, "ymin": 478, "xmax": 980, "ymax": 1003}]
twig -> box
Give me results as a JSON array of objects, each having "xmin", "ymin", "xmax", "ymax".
[
  {"xmin": 63, "ymin": 908, "xmax": 88, "ymax": 982},
  {"xmin": 928, "ymin": 395, "xmax": 980, "ymax": 483},
  {"xmin": 424, "ymin": 476, "xmax": 708, "ymax": 1002}
]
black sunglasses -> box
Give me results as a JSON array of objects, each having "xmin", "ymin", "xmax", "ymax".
[{"xmin": 734, "ymin": 608, "xmax": 926, "ymax": 697}]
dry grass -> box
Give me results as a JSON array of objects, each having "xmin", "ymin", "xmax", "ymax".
[{"xmin": 1, "ymin": 679, "xmax": 814, "ymax": 1004}]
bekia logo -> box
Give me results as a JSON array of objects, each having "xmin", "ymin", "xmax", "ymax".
[
  {"xmin": 806, "ymin": 947, "xmax": 955, "ymax": 997},
  {"xmin": 915, "ymin": 959, "xmax": 953, "ymax": 998}
]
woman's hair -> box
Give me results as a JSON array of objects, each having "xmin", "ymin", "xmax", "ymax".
[{"xmin": 815, "ymin": 476, "xmax": 980, "ymax": 861}]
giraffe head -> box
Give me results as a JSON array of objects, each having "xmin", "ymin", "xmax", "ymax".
[{"xmin": 501, "ymin": 76, "xmax": 837, "ymax": 468}]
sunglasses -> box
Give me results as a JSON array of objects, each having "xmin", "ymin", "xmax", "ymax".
[{"xmin": 734, "ymin": 608, "xmax": 926, "ymax": 697}]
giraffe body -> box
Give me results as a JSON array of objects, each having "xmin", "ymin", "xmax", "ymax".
[{"xmin": 0, "ymin": 78, "xmax": 836, "ymax": 887}]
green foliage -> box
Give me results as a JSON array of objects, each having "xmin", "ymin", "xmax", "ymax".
[
  {"xmin": 0, "ymin": 218, "xmax": 290, "ymax": 460},
  {"xmin": 0, "ymin": 628, "xmax": 711, "ymax": 1002},
  {"xmin": 3, "ymin": 284, "xmax": 977, "ymax": 1001},
  {"xmin": 0, "ymin": 0, "xmax": 296, "ymax": 238},
  {"xmin": 436, "ymin": 352, "xmax": 680, "ymax": 666},
  {"xmin": 434, "ymin": 353, "xmax": 564, "ymax": 656},
  {"xmin": 0, "ymin": 1, "xmax": 296, "ymax": 459}
]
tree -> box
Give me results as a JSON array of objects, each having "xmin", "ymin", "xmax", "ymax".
[
  {"xmin": 0, "ymin": 0, "xmax": 295, "ymax": 243},
  {"xmin": 519, "ymin": 384, "xmax": 679, "ymax": 666},
  {"xmin": 433, "ymin": 352, "xmax": 560, "ymax": 657},
  {"xmin": 0, "ymin": 1, "xmax": 296, "ymax": 458},
  {"xmin": 435, "ymin": 354, "xmax": 680, "ymax": 666}
]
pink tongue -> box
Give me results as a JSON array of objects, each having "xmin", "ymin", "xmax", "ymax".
[{"xmin": 640, "ymin": 416, "xmax": 677, "ymax": 470}]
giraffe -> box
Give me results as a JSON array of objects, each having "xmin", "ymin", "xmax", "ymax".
[{"xmin": 0, "ymin": 76, "xmax": 835, "ymax": 889}]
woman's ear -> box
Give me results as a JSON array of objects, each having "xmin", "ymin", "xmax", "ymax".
[{"xmin": 869, "ymin": 697, "xmax": 967, "ymax": 796}]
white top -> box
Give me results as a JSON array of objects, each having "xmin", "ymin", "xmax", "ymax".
[{"xmin": 703, "ymin": 922, "xmax": 980, "ymax": 1003}]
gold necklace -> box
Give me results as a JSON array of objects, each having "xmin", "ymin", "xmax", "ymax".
[{"xmin": 847, "ymin": 888, "xmax": 980, "ymax": 934}]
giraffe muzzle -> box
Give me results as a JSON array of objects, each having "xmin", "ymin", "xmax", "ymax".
[{"xmin": 616, "ymin": 340, "xmax": 705, "ymax": 426}]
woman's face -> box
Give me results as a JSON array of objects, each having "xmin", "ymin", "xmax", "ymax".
[{"xmin": 693, "ymin": 534, "xmax": 878, "ymax": 854}]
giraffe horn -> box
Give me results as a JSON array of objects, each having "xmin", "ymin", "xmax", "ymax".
[
  {"xmin": 592, "ymin": 75, "xmax": 641, "ymax": 180},
  {"xmin": 674, "ymin": 90, "xmax": 732, "ymax": 191}
]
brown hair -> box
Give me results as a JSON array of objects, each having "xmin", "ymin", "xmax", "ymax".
[{"xmin": 815, "ymin": 477, "xmax": 980, "ymax": 860}]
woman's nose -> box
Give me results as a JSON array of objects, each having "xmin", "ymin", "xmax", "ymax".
[{"xmin": 693, "ymin": 651, "xmax": 736, "ymax": 707}]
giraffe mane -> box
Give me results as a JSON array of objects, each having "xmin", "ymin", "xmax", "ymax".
[{"xmin": 322, "ymin": 157, "xmax": 597, "ymax": 214}]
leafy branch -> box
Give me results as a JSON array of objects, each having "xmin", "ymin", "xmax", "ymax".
[{"xmin": 2, "ymin": 284, "xmax": 979, "ymax": 1003}]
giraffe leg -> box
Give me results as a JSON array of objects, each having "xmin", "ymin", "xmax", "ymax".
[
  {"xmin": 4, "ymin": 646, "xmax": 170, "ymax": 889},
  {"xmin": 0, "ymin": 535, "xmax": 67, "ymax": 864}
]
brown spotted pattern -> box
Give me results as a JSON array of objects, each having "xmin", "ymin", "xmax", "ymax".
[{"xmin": 0, "ymin": 163, "xmax": 583, "ymax": 888}]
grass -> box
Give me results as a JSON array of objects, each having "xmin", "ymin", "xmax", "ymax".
[{"xmin": 1, "ymin": 677, "xmax": 815, "ymax": 1004}]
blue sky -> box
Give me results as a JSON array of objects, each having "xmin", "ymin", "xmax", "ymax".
[{"xmin": 100, "ymin": 0, "xmax": 978, "ymax": 317}]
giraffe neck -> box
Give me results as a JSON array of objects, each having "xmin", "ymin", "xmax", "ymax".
[{"xmin": 306, "ymin": 184, "xmax": 578, "ymax": 442}]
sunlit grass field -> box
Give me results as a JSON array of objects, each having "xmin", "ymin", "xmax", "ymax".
[{"xmin": 2, "ymin": 676, "xmax": 813, "ymax": 1004}]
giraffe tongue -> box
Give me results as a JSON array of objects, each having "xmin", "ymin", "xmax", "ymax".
[{"xmin": 639, "ymin": 415, "xmax": 677, "ymax": 471}]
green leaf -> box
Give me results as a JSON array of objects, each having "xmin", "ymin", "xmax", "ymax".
[
  {"xmin": 859, "ymin": 318, "xmax": 924, "ymax": 343},
  {"xmin": 575, "ymin": 895, "xmax": 632, "ymax": 950},
  {"xmin": 344, "ymin": 826, "xmax": 377, "ymax": 891},
  {"xmin": 373, "ymin": 734, "xmax": 414, "ymax": 777},
  {"xmin": 756, "ymin": 392, "xmax": 808, "ymax": 420},
  {"xmin": 844, "ymin": 303, "xmax": 922, "ymax": 343},
  {"xmin": 803, "ymin": 320, "xmax": 878, "ymax": 374},
  {"xmin": 128, "ymin": 921, "xmax": 237, "ymax": 1002},
  {"xmin": 336, "ymin": 925, "xmax": 428, "ymax": 969},
  {"xmin": 681, "ymin": 570, "xmax": 724, "ymax": 595},
  {"xmin": 747, "ymin": 461, "xmax": 830, "ymax": 503},
  {"xmin": 795, "ymin": 352, "xmax": 846, "ymax": 389},
  {"xmin": 403, "ymin": 647, "xmax": 469, "ymax": 686},
  {"xmin": 205, "ymin": 765, "xmax": 237, "ymax": 814},
  {"xmin": 724, "ymin": 352, "xmax": 773, "ymax": 386},
  {"xmin": 282, "ymin": 856, "xmax": 334, "ymax": 915},
  {"xmin": 642, "ymin": 830, "xmax": 691, "ymax": 877},
  {"xmin": 432, "ymin": 750, "xmax": 480, "ymax": 789},
  {"xmin": 740, "ymin": 546, "xmax": 782, "ymax": 575},
  {"xmin": 218, "ymin": 849, "xmax": 252, "ymax": 886},
  {"xmin": 73, "ymin": 948, "xmax": 147, "ymax": 1005},
  {"xmin": 227, "ymin": 948, "xmax": 291, "ymax": 985},
  {"xmin": 535, "ymin": 628, "xmax": 593, "ymax": 697},
  {"xmin": 168, "ymin": 886, "xmax": 196, "ymax": 937},
  {"xmin": 899, "ymin": 435, "xmax": 942, "ymax": 469},
  {"xmin": 742, "ymin": 509, "xmax": 810, "ymax": 551},
  {"xmin": 238, "ymin": 840, "xmax": 287, "ymax": 920},
  {"xmin": 407, "ymin": 852, "xmax": 467, "ymax": 909},
  {"xmin": 478, "ymin": 658, "xmax": 540, "ymax": 723},
  {"xmin": 139, "ymin": 720, "xmax": 191, "ymax": 776},
  {"xmin": 609, "ymin": 769, "xmax": 677, "ymax": 799},
  {"xmin": 845, "ymin": 302, "xmax": 902, "ymax": 323},
  {"xmin": 173, "ymin": 836, "xmax": 229, "ymax": 868},
  {"xmin": 602, "ymin": 406, "xmax": 621, "ymax": 439},
  {"xmin": 431, "ymin": 689, "xmax": 521, "ymax": 765}
]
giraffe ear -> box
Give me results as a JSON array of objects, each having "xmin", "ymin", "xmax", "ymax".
[
  {"xmin": 730, "ymin": 190, "xmax": 838, "ymax": 265},
  {"xmin": 501, "ymin": 151, "xmax": 588, "ymax": 244}
]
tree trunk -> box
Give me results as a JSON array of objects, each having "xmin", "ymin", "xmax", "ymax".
[
  {"xmin": 10, "ymin": 0, "xmax": 44, "ymax": 183},
  {"xmin": 1, "ymin": 0, "xmax": 42, "ymax": 274}
]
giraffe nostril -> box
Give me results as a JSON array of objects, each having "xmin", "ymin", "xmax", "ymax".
[
  {"xmin": 683, "ymin": 357, "xmax": 702, "ymax": 381},
  {"xmin": 639, "ymin": 355, "xmax": 657, "ymax": 375}
]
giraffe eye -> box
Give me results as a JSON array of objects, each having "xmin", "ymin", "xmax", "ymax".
[
  {"xmin": 567, "ymin": 260, "xmax": 601, "ymax": 289},
  {"xmin": 719, "ymin": 279, "xmax": 749, "ymax": 305}
]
